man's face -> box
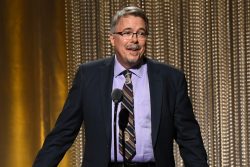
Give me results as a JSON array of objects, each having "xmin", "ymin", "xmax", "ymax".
[{"xmin": 110, "ymin": 15, "xmax": 147, "ymax": 69}]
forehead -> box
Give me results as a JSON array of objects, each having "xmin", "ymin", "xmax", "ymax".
[{"xmin": 115, "ymin": 15, "xmax": 146, "ymax": 31}]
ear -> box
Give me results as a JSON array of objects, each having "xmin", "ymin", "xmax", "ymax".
[{"xmin": 109, "ymin": 34, "xmax": 115, "ymax": 47}]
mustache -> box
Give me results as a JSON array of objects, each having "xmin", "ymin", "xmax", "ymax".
[{"xmin": 126, "ymin": 44, "xmax": 141, "ymax": 51}]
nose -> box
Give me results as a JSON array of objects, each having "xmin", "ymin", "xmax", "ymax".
[{"xmin": 131, "ymin": 33, "xmax": 139, "ymax": 42}]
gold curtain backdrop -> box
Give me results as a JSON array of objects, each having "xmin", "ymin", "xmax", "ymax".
[
  {"xmin": 65, "ymin": 0, "xmax": 250, "ymax": 167},
  {"xmin": 0, "ymin": 0, "xmax": 70, "ymax": 166}
]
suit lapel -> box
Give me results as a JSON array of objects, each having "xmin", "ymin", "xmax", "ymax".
[
  {"xmin": 99, "ymin": 57, "xmax": 115, "ymax": 145},
  {"xmin": 147, "ymin": 59, "xmax": 163, "ymax": 147}
]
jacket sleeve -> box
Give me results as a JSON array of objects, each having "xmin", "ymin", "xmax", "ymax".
[
  {"xmin": 33, "ymin": 66, "xmax": 84, "ymax": 167},
  {"xmin": 174, "ymin": 73, "xmax": 209, "ymax": 167}
]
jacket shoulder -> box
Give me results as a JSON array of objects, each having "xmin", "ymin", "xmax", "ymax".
[{"xmin": 147, "ymin": 58, "xmax": 185, "ymax": 78}]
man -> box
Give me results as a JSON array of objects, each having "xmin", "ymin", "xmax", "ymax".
[{"xmin": 33, "ymin": 6, "xmax": 208, "ymax": 167}]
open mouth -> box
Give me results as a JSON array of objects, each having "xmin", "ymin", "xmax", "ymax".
[{"xmin": 126, "ymin": 44, "xmax": 141, "ymax": 51}]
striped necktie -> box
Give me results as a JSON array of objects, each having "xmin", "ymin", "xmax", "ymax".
[{"xmin": 119, "ymin": 70, "xmax": 136, "ymax": 161}]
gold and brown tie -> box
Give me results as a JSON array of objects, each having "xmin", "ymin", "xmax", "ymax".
[{"xmin": 119, "ymin": 70, "xmax": 136, "ymax": 161}]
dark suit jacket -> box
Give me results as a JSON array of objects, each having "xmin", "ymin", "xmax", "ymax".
[{"xmin": 33, "ymin": 56, "xmax": 208, "ymax": 167}]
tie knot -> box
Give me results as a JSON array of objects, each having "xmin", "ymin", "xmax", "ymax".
[{"xmin": 123, "ymin": 70, "xmax": 132, "ymax": 84}]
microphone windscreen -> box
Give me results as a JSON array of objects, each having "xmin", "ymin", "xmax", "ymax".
[
  {"xmin": 111, "ymin": 89, "xmax": 123, "ymax": 103},
  {"xmin": 119, "ymin": 108, "xmax": 129, "ymax": 131}
]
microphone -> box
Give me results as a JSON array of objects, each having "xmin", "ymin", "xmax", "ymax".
[
  {"xmin": 111, "ymin": 89, "xmax": 123, "ymax": 167},
  {"xmin": 111, "ymin": 88, "xmax": 123, "ymax": 104},
  {"xmin": 119, "ymin": 108, "xmax": 129, "ymax": 164},
  {"xmin": 119, "ymin": 108, "xmax": 129, "ymax": 131}
]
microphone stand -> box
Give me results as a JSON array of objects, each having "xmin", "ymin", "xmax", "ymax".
[
  {"xmin": 113, "ymin": 102, "xmax": 118, "ymax": 167},
  {"xmin": 119, "ymin": 108, "xmax": 129, "ymax": 167},
  {"xmin": 111, "ymin": 89, "xmax": 123, "ymax": 167}
]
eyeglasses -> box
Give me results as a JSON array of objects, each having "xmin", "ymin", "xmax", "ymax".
[{"xmin": 112, "ymin": 31, "xmax": 148, "ymax": 39}]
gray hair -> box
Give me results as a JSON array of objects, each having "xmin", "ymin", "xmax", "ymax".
[{"xmin": 110, "ymin": 6, "xmax": 149, "ymax": 33}]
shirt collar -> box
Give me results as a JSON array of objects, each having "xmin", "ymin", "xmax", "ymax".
[{"xmin": 114, "ymin": 55, "xmax": 144, "ymax": 78}]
